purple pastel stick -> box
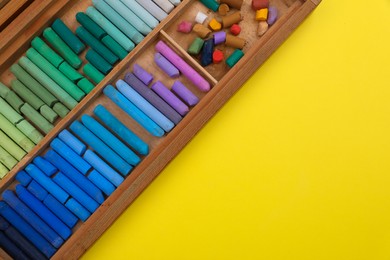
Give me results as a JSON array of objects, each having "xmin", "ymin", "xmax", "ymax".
[
  {"xmin": 155, "ymin": 41, "xmax": 210, "ymax": 92},
  {"xmin": 213, "ymin": 31, "xmax": 226, "ymax": 45},
  {"xmin": 267, "ymin": 7, "xmax": 278, "ymax": 26},
  {"xmin": 133, "ymin": 64, "xmax": 153, "ymax": 85},
  {"xmin": 151, "ymin": 81, "xmax": 189, "ymax": 116},
  {"xmin": 171, "ymin": 81, "xmax": 199, "ymax": 106},
  {"xmin": 154, "ymin": 53, "xmax": 180, "ymax": 78}
]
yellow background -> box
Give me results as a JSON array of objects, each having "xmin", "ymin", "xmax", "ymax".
[{"xmin": 83, "ymin": 0, "xmax": 390, "ymax": 259}]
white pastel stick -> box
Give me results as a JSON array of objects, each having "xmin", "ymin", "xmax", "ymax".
[
  {"xmin": 168, "ymin": 0, "xmax": 181, "ymax": 6},
  {"xmin": 152, "ymin": 0, "xmax": 174, "ymax": 13},
  {"xmin": 120, "ymin": 0, "xmax": 159, "ymax": 29},
  {"xmin": 135, "ymin": 0, "xmax": 168, "ymax": 21}
]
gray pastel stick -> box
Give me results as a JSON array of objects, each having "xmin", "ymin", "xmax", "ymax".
[{"xmin": 135, "ymin": 0, "xmax": 168, "ymax": 21}]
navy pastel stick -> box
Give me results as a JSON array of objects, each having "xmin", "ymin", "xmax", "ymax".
[
  {"xmin": 15, "ymin": 170, "xmax": 32, "ymax": 186},
  {"xmin": 44, "ymin": 194, "xmax": 78, "ymax": 228},
  {"xmin": 2, "ymin": 190, "xmax": 63, "ymax": 248},
  {"xmin": 0, "ymin": 231, "xmax": 30, "ymax": 260},
  {"xmin": 33, "ymin": 156, "xmax": 57, "ymax": 176},
  {"xmin": 44, "ymin": 149, "xmax": 105, "ymax": 204},
  {"xmin": 88, "ymin": 170, "xmax": 115, "ymax": 196},
  {"xmin": 28, "ymin": 180, "xmax": 49, "ymax": 201},
  {"xmin": 58, "ymin": 129, "xmax": 87, "ymax": 155},
  {"xmin": 50, "ymin": 138, "xmax": 92, "ymax": 174},
  {"xmin": 0, "ymin": 201, "xmax": 56, "ymax": 258},
  {"xmin": 65, "ymin": 198, "xmax": 90, "ymax": 222}
]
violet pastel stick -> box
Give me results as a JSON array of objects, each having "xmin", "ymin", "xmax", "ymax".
[
  {"xmin": 151, "ymin": 81, "xmax": 189, "ymax": 116},
  {"xmin": 133, "ymin": 64, "xmax": 153, "ymax": 85},
  {"xmin": 155, "ymin": 40, "xmax": 210, "ymax": 92},
  {"xmin": 154, "ymin": 52, "xmax": 179, "ymax": 78},
  {"xmin": 172, "ymin": 80, "xmax": 199, "ymax": 106}
]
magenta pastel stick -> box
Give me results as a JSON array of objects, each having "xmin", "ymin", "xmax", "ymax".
[
  {"xmin": 151, "ymin": 81, "xmax": 189, "ymax": 116},
  {"xmin": 171, "ymin": 81, "xmax": 199, "ymax": 106},
  {"xmin": 133, "ymin": 64, "xmax": 153, "ymax": 85},
  {"xmin": 155, "ymin": 41, "xmax": 211, "ymax": 92},
  {"xmin": 154, "ymin": 53, "xmax": 180, "ymax": 78}
]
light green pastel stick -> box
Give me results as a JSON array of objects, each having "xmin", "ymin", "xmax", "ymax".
[
  {"xmin": 43, "ymin": 27, "xmax": 83, "ymax": 69},
  {"xmin": 58, "ymin": 62, "xmax": 84, "ymax": 82},
  {"xmin": 26, "ymin": 48, "xmax": 85, "ymax": 101},
  {"xmin": 20, "ymin": 103, "xmax": 54, "ymax": 134},
  {"xmin": 5, "ymin": 91, "xmax": 24, "ymax": 113},
  {"xmin": 0, "ymin": 145, "xmax": 17, "ymax": 170},
  {"xmin": 11, "ymin": 80, "xmax": 44, "ymax": 110},
  {"xmin": 18, "ymin": 56, "xmax": 78, "ymax": 110},
  {"xmin": 53, "ymin": 103, "xmax": 70, "ymax": 118},
  {"xmin": 0, "ymin": 161, "xmax": 7, "ymax": 178},
  {"xmin": 0, "ymin": 113, "xmax": 37, "ymax": 150},
  {"xmin": 0, "ymin": 130, "xmax": 26, "ymax": 161},
  {"xmin": 120, "ymin": 0, "xmax": 159, "ymax": 29},
  {"xmin": 31, "ymin": 36, "xmax": 64, "ymax": 68},
  {"xmin": 16, "ymin": 120, "xmax": 43, "ymax": 145},
  {"xmin": 83, "ymin": 63, "xmax": 104, "ymax": 84},
  {"xmin": 86, "ymin": 7, "xmax": 135, "ymax": 51},
  {"xmin": 40, "ymin": 105, "xmax": 58, "ymax": 123},
  {"xmin": 0, "ymin": 97, "xmax": 23, "ymax": 124},
  {"xmin": 0, "ymin": 82, "xmax": 10, "ymax": 98},
  {"xmin": 77, "ymin": 78, "xmax": 95, "ymax": 94}
]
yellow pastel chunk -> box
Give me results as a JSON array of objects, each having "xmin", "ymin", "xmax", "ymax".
[
  {"xmin": 256, "ymin": 8, "xmax": 268, "ymax": 21},
  {"xmin": 209, "ymin": 18, "xmax": 222, "ymax": 31}
]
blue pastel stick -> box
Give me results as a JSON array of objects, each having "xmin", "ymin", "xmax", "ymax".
[
  {"xmin": 103, "ymin": 85, "xmax": 164, "ymax": 137},
  {"xmin": 33, "ymin": 156, "xmax": 57, "ymax": 176},
  {"xmin": 27, "ymin": 180, "xmax": 48, "ymax": 201},
  {"xmin": 44, "ymin": 149, "xmax": 105, "ymax": 204},
  {"xmin": 50, "ymin": 138, "xmax": 92, "ymax": 174},
  {"xmin": 94, "ymin": 105, "xmax": 149, "ymax": 155},
  {"xmin": 88, "ymin": 170, "xmax": 115, "ymax": 196},
  {"xmin": 83, "ymin": 150, "xmax": 124, "ymax": 187},
  {"xmin": 25, "ymin": 164, "xmax": 69, "ymax": 203},
  {"xmin": 58, "ymin": 129, "xmax": 87, "ymax": 155},
  {"xmin": 15, "ymin": 170, "xmax": 32, "ymax": 186},
  {"xmin": 70, "ymin": 121, "xmax": 132, "ymax": 175},
  {"xmin": 81, "ymin": 114, "xmax": 140, "ymax": 166},
  {"xmin": 53, "ymin": 172, "xmax": 99, "ymax": 213},
  {"xmin": 2, "ymin": 190, "xmax": 64, "ymax": 248},
  {"xmin": 44, "ymin": 194, "xmax": 78, "ymax": 228},
  {"xmin": 117, "ymin": 79, "xmax": 174, "ymax": 132},
  {"xmin": 65, "ymin": 198, "xmax": 90, "ymax": 222},
  {"xmin": 0, "ymin": 231, "xmax": 30, "ymax": 260},
  {"xmin": 16, "ymin": 185, "xmax": 72, "ymax": 240}
]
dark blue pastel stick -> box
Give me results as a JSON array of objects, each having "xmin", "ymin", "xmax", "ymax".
[
  {"xmin": 28, "ymin": 180, "xmax": 49, "ymax": 201},
  {"xmin": 15, "ymin": 170, "xmax": 32, "ymax": 186},
  {"xmin": 94, "ymin": 104, "xmax": 149, "ymax": 155},
  {"xmin": 33, "ymin": 156, "xmax": 57, "ymax": 176},
  {"xmin": 103, "ymin": 85, "xmax": 164, "ymax": 137},
  {"xmin": 0, "ymin": 231, "xmax": 30, "ymax": 260},
  {"xmin": 70, "ymin": 121, "xmax": 132, "ymax": 175},
  {"xmin": 83, "ymin": 150, "xmax": 124, "ymax": 187},
  {"xmin": 81, "ymin": 114, "xmax": 140, "ymax": 166},
  {"xmin": 44, "ymin": 149, "xmax": 105, "ymax": 204},
  {"xmin": 50, "ymin": 138, "xmax": 92, "ymax": 174},
  {"xmin": 58, "ymin": 129, "xmax": 86, "ymax": 155},
  {"xmin": 65, "ymin": 198, "xmax": 90, "ymax": 222},
  {"xmin": 53, "ymin": 172, "xmax": 99, "ymax": 213},
  {"xmin": 0, "ymin": 202, "xmax": 56, "ymax": 258},
  {"xmin": 88, "ymin": 170, "xmax": 115, "ymax": 196},
  {"xmin": 16, "ymin": 185, "xmax": 72, "ymax": 240},
  {"xmin": 44, "ymin": 194, "xmax": 78, "ymax": 228},
  {"xmin": 2, "ymin": 190, "xmax": 63, "ymax": 248},
  {"xmin": 25, "ymin": 164, "xmax": 69, "ymax": 203}
]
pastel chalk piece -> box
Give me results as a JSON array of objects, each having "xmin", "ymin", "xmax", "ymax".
[
  {"xmin": 267, "ymin": 6, "xmax": 278, "ymax": 25},
  {"xmin": 0, "ymin": 82, "xmax": 9, "ymax": 98},
  {"xmin": 195, "ymin": 11, "xmax": 208, "ymax": 24},
  {"xmin": 83, "ymin": 63, "xmax": 105, "ymax": 84},
  {"xmin": 209, "ymin": 18, "xmax": 222, "ymax": 31},
  {"xmin": 52, "ymin": 18, "xmax": 86, "ymax": 54},
  {"xmin": 151, "ymin": 81, "xmax": 189, "ymax": 116},
  {"xmin": 27, "ymin": 180, "xmax": 49, "ymax": 201},
  {"xmin": 11, "ymin": 79, "xmax": 44, "ymax": 110},
  {"xmin": 120, "ymin": 0, "xmax": 159, "ymax": 29},
  {"xmin": 0, "ymin": 96, "xmax": 23, "ymax": 124},
  {"xmin": 220, "ymin": 0, "xmax": 243, "ymax": 9},
  {"xmin": 252, "ymin": 0, "xmax": 269, "ymax": 10},
  {"xmin": 230, "ymin": 23, "xmax": 241, "ymax": 35},
  {"xmin": 4, "ymin": 91, "xmax": 24, "ymax": 113},
  {"xmin": 58, "ymin": 62, "xmax": 84, "ymax": 82},
  {"xmin": 0, "ymin": 162, "xmax": 7, "ymax": 179},
  {"xmin": 256, "ymin": 8, "xmax": 268, "ymax": 21},
  {"xmin": 31, "ymin": 36, "xmax": 64, "ymax": 68},
  {"xmin": 16, "ymin": 170, "xmax": 32, "ymax": 186},
  {"xmin": 33, "ymin": 156, "xmax": 57, "ymax": 176},
  {"xmin": 0, "ymin": 230, "xmax": 30, "ymax": 260},
  {"xmin": 155, "ymin": 52, "xmax": 180, "ymax": 78},
  {"xmin": 200, "ymin": 0, "xmax": 220, "ymax": 12},
  {"xmin": 53, "ymin": 102, "xmax": 70, "ymax": 118},
  {"xmin": 134, "ymin": 0, "xmax": 168, "ymax": 22},
  {"xmin": 188, "ymin": 37, "xmax": 204, "ymax": 55},
  {"xmin": 76, "ymin": 12, "xmax": 107, "ymax": 40},
  {"xmin": 86, "ymin": 49, "xmax": 113, "ymax": 75},
  {"xmin": 151, "ymin": 0, "xmax": 174, "ymax": 13},
  {"xmin": 40, "ymin": 104, "xmax": 58, "ymax": 123},
  {"xmin": 94, "ymin": 105, "xmax": 149, "ymax": 155},
  {"xmin": 168, "ymin": 0, "xmax": 180, "ymax": 5},
  {"xmin": 0, "ymin": 145, "xmax": 18, "ymax": 170},
  {"xmin": 213, "ymin": 49, "xmax": 224, "ymax": 64},
  {"xmin": 193, "ymin": 24, "xmax": 211, "ymax": 38},
  {"xmin": 201, "ymin": 38, "xmax": 214, "ymax": 67},
  {"xmin": 58, "ymin": 129, "xmax": 87, "ymax": 155},
  {"xmin": 43, "ymin": 194, "xmax": 78, "ymax": 228},
  {"xmin": 214, "ymin": 31, "xmax": 227, "ymax": 45},
  {"xmin": 222, "ymin": 12, "xmax": 242, "ymax": 28},
  {"xmin": 77, "ymin": 78, "xmax": 95, "ymax": 94},
  {"xmin": 88, "ymin": 170, "xmax": 115, "ymax": 196},
  {"xmin": 133, "ymin": 64, "xmax": 153, "ymax": 85},
  {"xmin": 225, "ymin": 34, "xmax": 245, "ymax": 49},
  {"xmin": 20, "ymin": 103, "xmax": 54, "ymax": 134},
  {"xmin": 226, "ymin": 49, "xmax": 244, "ymax": 68},
  {"xmin": 177, "ymin": 21, "xmax": 192, "ymax": 33},
  {"xmin": 0, "ymin": 129, "xmax": 26, "ymax": 161},
  {"xmin": 171, "ymin": 81, "xmax": 199, "ymax": 106},
  {"xmin": 218, "ymin": 3, "xmax": 230, "ymax": 15},
  {"xmin": 258, "ymin": 21, "xmax": 269, "ymax": 36},
  {"xmin": 65, "ymin": 199, "xmax": 91, "ymax": 222},
  {"xmin": 101, "ymin": 35, "xmax": 129, "ymax": 60}
]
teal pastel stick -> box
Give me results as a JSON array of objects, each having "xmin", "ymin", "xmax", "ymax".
[
  {"xmin": 77, "ymin": 78, "xmax": 95, "ymax": 94},
  {"xmin": 31, "ymin": 36, "xmax": 64, "ymax": 68},
  {"xmin": 58, "ymin": 62, "xmax": 84, "ymax": 82},
  {"xmin": 52, "ymin": 18, "xmax": 86, "ymax": 54},
  {"xmin": 86, "ymin": 49, "xmax": 113, "ymax": 75},
  {"xmin": 120, "ymin": 0, "xmax": 159, "ymax": 29},
  {"xmin": 76, "ymin": 12, "xmax": 107, "ymax": 40},
  {"xmin": 86, "ymin": 6, "xmax": 135, "ymax": 51},
  {"xmin": 83, "ymin": 63, "xmax": 105, "ymax": 84},
  {"xmin": 101, "ymin": 35, "xmax": 128, "ymax": 60}
]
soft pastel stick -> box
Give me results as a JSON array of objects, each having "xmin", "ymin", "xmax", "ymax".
[
  {"xmin": 16, "ymin": 171, "xmax": 32, "ymax": 186},
  {"xmin": 76, "ymin": 12, "xmax": 107, "ymax": 40},
  {"xmin": 25, "ymin": 164, "xmax": 69, "ymax": 203},
  {"xmin": 135, "ymin": 0, "xmax": 168, "ymax": 21},
  {"xmin": 120, "ymin": 0, "xmax": 159, "ymax": 29},
  {"xmin": 27, "ymin": 180, "xmax": 49, "ymax": 201},
  {"xmin": 103, "ymin": 85, "xmax": 165, "ymax": 137},
  {"xmin": 168, "ymin": 0, "xmax": 181, "ymax": 6},
  {"xmin": 44, "ymin": 149, "xmax": 105, "ymax": 204},
  {"xmin": 65, "ymin": 198, "xmax": 90, "ymax": 222},
  {"xmin": 0, "ymin": 202, "xmax": 56, "ymax": 258},
  {"xmin": 0, "ymin": 231, "xmax": 30, "ymax": 260},
  {"xmin": 155, "ymin": 41, "xmax": 211, "ymax": 92},
  {"xmin": 58, "ymin": 129, "xmax": 87, "ymax": 155},
  {"xmin": 83, "ymin": 150, "xmax": 124, "ymax": 187},
  {"xmin": 0, "ymin": 162, "xmax": 7, "ymax": 179},
  {"xmin": 52, "ymin": 18, "xmax": 86, "ymax": 54},
  {"xmin": 152, "ymin": 81, "xmax": 189, "ymax": 116},
  {"xmin": 133, "ymin": 64, "xmax": 153, "ymax": 85},
  {"xmin": 0, "ymin": 96, "xmax": 23, "ymax": 124},
  {"xmin": 31, "ymin": 36, "xmax": 64, "ymax": 68},
  {"xmin": 152, "ymin": 0, "xmax": 174, "ymax": 13},
  {"xmin": 15, "ymin": 120, "xmax": 44, "ymax": 146},
  {"xmin": 58, "ymin": 62, "xmax": 84, "ymax": 82},
  {"xmin": 70, "ymin": 121, "xmax": 132, "ymax": 175},
  {"xmin": 0, "ymin": 113, "xmax": 35, "ymax": 152},
  {"xmin": 154, "ymin": 52, "xmax": 180, "ymax": 78},
  {"xmin": 88, "ymin": 170, "xmax": 115, "ymax": 196},
  {"xmin": 40, "ymin": 104, "xmax": 58, "ymax": 124},
  {"xmin": 20, "ymin": 103, "xmax": 54, "ymax": 134},
  {"xmin": 81, "ymin": 114, "xmax": 141, "ymax": 166},
  {"xmin": 0, "ymin": 145, "xmax": 17, "ymax": 170},
  {"xmin": 124, "ymin": 73, "xmax": 182, "ymax": 124},
  {"xmin": 43, "ymin": 195, "xmax": 78, "ymax": 228},
  {"xmin": 83, "ymin": 63, "xmax": 105, "ymax": 84},
  {"xmin": 0, "ymin": 129, "xmax": 26, "ymax": 161},
  {"xmin": 33, "ymin": 156, "xmax": 57, "ymax": 176},
  {"xmin": 85, "ymin": 49, "xmax": 113, "ymax": 75},
  {"xmin": 11, "ymin": 79, "xmax": 44, "ymax": 110},
  {"xmin": 50, "ymin": 138, "xmax": 92, "ymax": 174},
  {"xmin": 52, "ymin": 103, "xmax": 70, "ymax": 119},
  {"xmin": 101, "ymin": 35, "xmax": 129, "ymax": 60},
  {"xmin": 77, "ymin": 78, "xmax": 96, "ymax": 94}
]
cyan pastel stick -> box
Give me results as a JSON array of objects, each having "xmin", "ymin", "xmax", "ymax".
[
  {"xmin": 52, "ymin": 18, "xmax": 86, "ymax": 54},
  {"xmin": 154, "ymin": 52, "xmax": 180, "ymax": 78},
  {"xmin": 171, "ymin": 80, "xmax": 199, "ymax": 106},
  {"xmin": 58, "ymin": 129, "xmax": 87, "ymax": 155},
  {"xmin": 81, "ymin": 114, "xmax": 140, "ymax": 166},
  {"xmin": 16, "ymin": 185, "xmax": 72, "ymax": 240},
  {"xmin": 94, "ymin": 105, "xmax": 149, "ymax": 155},
  {"xmin": 70, "ymin": 121, "xmax": 133, "ymax": 175},
  {"xmin": 117, "ymin": 80, "xmax": 174, "ymax": 132},
  {"xmin": 0, "ymin": 202, "xmax": 56, "ymax": 258},
  {"xmin": 43, "ymin": 194, "xmax": 78, "ymax": 228},
  {"xmin": 86, "ymin": 7, "xmax": 135, "ymax": 51},
  {"xmin": 133, "ymin": 64, "xmax": 153, "ymax": 85},
  {"xmin": 83, "ymin": 150, "xmax": 124, "ymax": 187},
  {"xmin": 120, "ymin": 0, "xmax": 159, "ymax": 29},
  {"xmin": 151, "ymin": 0, "xmax": 174, "ymax": 13},
  {"xmin": 2, "ymin": 190, "xmax": 64, "ymax": 248},
  {"xmin": 85, "ymin": 49, "xmax": 113, "ymax": 75},
  {"xmin": 104, "ymin": 0, "xmax": 152, "ymax": 35},
  {"xmin": 124, "ymin": 73, "xmax": 182, "ymax": 124},
  {"xmin": 101, "ymin": 35, "xmax": 129, "ymax": 59},
  {"xmin": 27, "ymin": 180, "xmax": 49, "ymax": 201},
  {"xmin": 50, "ymin": 138, "xmax": 92, "ymax": 174},
  {"xmin": 88, "ymin": 170, "xmax": 115, "ymax": 196},
  {"xmin": 53, "ymin": 172, "xmax": 99, "ymax": 213},
  {"xmin": 104, "ymin": 85, "xmax": 165, "ymax": 137},
  {"xmin": 135, "ymin": 0, "xmax": 168, "ymax": 21},
  {"xmin": 0, "ymin": 231, "xmax": 30, "ymax": 260},
  {"xmin": 44, "ymin": 149, "xmax": 105, "ymax": 204},
  {"xmin": 65, "ymin": 198, "xmax": 90, "ymax": 222},
  {"xmin": 151, "ymin": 81, "xmax": 189, "ymax": 116},
  {"xmin": 92, "ymin": 0, "xmax": 144, "ymax": 44},
  {"xmin": 25, "ymin": 164, "xmax": 69, "ymax": 203},
  {"xmin": 15, "ymin": 170, "xmax": 32, "ymax": 186},
  {"xmin": 76, "ymin": 12, "xmax": 107, "ymax": 40},
  {"xmin": 33, "ymin": 156, "xmax": 57, "ymax": 176}
]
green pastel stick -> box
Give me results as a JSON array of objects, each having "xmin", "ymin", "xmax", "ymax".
[
  {"xmin": 43, "ymin": 27, "xmax": 82, "ymax": 69},
  {"xmin": 85, "ymin": 49, "xmax": 112, "ymax": 75},
  {"xmin": 20, "ymin": 103, "xmax": 54, "ymax": 134},
  {"xmin": 53, "ymin": 103, "xmax": 69, "ymax": 118},
  {"xmin": 0, "ymin": 161, "xmax": 7, "ymax": 178},
  {"xmin": 77, "ymin": 78, "xmax": 95, "ymax": 94},
  {"xmin": 0, "ymin": 97, "xmax": 23, "ymax": 124},
  {"xmin": 11, "ymin": 80, "xmax": 44, "ymax": 110},
  {"xmin": 31, "ymin": 37, "xmax": 64, "ymax": 68},
  {"xmin": 58, "ymin": 62, "xmax": 84, "ymax": 82},
  {"xmin": 16, "ymin": 120, "xmax": 43, "ymax": 145},
  {"xmin": 0, "ymin": 113, "xmax": 38, "ymax": 149},
  {"xmin": 101, "ymin": 35, "xmax": 128, "ymax": 60},
  {"xmin": 40, "ymin": 105, "xmax": 58, "ymax": 123},
  {"xmin": 10, "ymin": 64, "xmax": 58, "ymax": 107},
  {"xmin": 18, "ymin": 56, "xmax": 78, "ymax": 110},
  {"xmin": 188, "ymin": 37, "xmax": 204, "ymax": 55},
  {"xmin": 0, "ymin": 82, "xmax": 10, "ymax": 98},
  {"xmin": 83, "ymin": 63, "xmax": 104, "ymax": 84},
  {"xmin": 0, "ymin": 130, "xmax": 26, "ymax": 161},
  {"xmin": 52, "ymin": 18, "xmax": 86, "ymax": 54},
  {"xmin": 5, "ymin": 91, "xmax": 24, "ymax": 113},
  {"xmin": 226, "ymin": 49, "xmax": 244, "ymax": 68},
  {"xmin": 76, "ymin": 12, "xmax": 107, "ymax": 40},
  {"xmin": 26, "ymin": 48, "xmax": 85, "ymax": 101},
  {"xmin": 0, "ymin": 145, "xmax": 17, "ymax": 170}
]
